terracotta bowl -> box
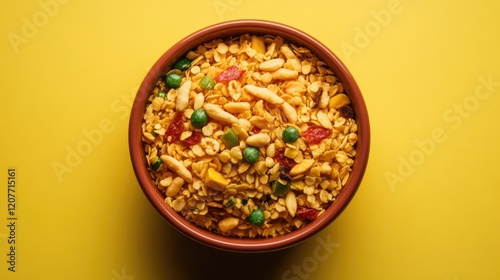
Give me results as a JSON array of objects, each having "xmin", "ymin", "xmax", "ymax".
[{"xmin": 129, "ymin": 19, "xmax": 370, "ymax": 252}]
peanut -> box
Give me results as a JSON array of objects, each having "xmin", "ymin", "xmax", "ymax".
[
  {"xmin": 289, "ymin": 159, "xmax": 315, "ymax": 176},
  {"xmin": 223, "ymin": 102, "xmax": 251, "ymax": 113},
  {"xmin": 218, "ymin": 217, "xmax": 239, "ymax": 233},
  {"xmin": 259, "ymin": 58, "xmax": 285, "ymax": 72},
  {"xmin": 272, "ymin": 68, "xmax": 299, "ymax": 80},
  {"xmin": 285, "ymin": 191, "xmax": 297, "ymax": 217},
  {"xmin": 329, "ymin": 93, "xmax": 351, "ymax": 109},
  {"xmin": 193, "ymin": 92, "xmax": 204, "ymax": 110},
  {"xmin": 246, "ymin": 133, "xmax": 271, "ymax": 147},
  {"xmin": 166, "ymin": 177, "xmax": 184, "ymax": 197},
  {"xmin": 175, "ymin": 80, "xmax": 191, "ymax": 111}
]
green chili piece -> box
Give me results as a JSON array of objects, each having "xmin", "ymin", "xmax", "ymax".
[{"xmin": 200, "ymin": 75, "xmax": 216, "ymax": 90}]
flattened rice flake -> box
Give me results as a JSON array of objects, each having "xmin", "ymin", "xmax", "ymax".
[{"xmin": 142, "ymin": 34, "xmax": 358, "ymax": 238}]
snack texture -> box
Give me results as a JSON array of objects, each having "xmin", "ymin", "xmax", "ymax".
[{"xmin": 142, "ymin": 34, "xmax": 358, "ymax": 238}]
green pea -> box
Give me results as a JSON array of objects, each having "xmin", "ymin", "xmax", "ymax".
[
  {"xmin": 157, "ymin": 91, "xmax": 167, "ymax": 98},
  {"xmin": 190, "ymin": 109, "xmax": 209, "ymax": 128},
  {"xmin": 247, "ymin": 208, "xmax": 265, "ymax": 226},
  {"xmin": 173, "ymin": 57, "xmax": 191, "ymax": 71},
  {"xmin": 282, "ymin": 126, "xmax": 300, "ymax": 143},
  {"xmin": 165, "ymin": 73, "xmax": 182, "ymax": 89},
  {"xmin": 151, "ymin": 158, "xmax": 163, "ymax": 170},
  {"xmin": 243, "ymin": 146, "xmax": 259, "ymax": 164}
]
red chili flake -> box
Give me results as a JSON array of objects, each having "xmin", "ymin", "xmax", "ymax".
[
  {"xmin": 295, "ymin": 206, "xmax": 318, "ymax": 221},
  {"xmin": 302, "ymin": 125, "xmax": 332, "ymax": 144},
  {"xmin": 181, "ymin": 131, "xmax": 202, "ymax": 146},
  {"xmin": 214, "ymin": 65, "xmax": 244, "ymax": 83},
  {"xmin": 275, "ymin": 148, "xmax": 297, "ymax": 169},
  {"xmin": 251, "ymin": 126, "xmax": 262, "ymax": 134},
  {"xmin": 164, "ymin": 112, "xmax": 185, "ymax": 144}
]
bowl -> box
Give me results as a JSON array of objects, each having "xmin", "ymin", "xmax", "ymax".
[{"xmin": 129, "ymin": 19, "xmax": 370, "ymax": 252}]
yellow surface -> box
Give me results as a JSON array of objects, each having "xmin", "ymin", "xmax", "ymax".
[{"xmin": 1, "ymin": 0, "xmax": 500, "ymax": 279}]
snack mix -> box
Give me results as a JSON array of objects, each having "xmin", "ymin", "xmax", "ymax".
[{"xmin": 142, "ymin": 34, "xmax": 358, "ymax": 238}]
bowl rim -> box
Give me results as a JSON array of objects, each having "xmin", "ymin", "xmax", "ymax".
[{"xmin": 129, "ymin": 19, "xmax": 370, "ymax": 252}]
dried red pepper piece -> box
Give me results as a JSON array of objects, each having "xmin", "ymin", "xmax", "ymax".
[
  {"xmin": 181, "ymin": 131, "xmax": 202, "ymax": 146},
  {"xmin": 214, "ymin": 65, "xmax": 244, "ymax": 83},
  {"xmin": 164, "ymin": 112, "xmax": 185, "ymax": 144},
  {"xmin": 295, "ymin": 206, "xmax": 318, "ymax": 221},
  {"xmin": 301, "ymin": 125, "xmax": 332, "ymax": 144},
  {"xmin": 275, "ymin": 148, "xmax": 297, "ymax": 169},
  {"xmin": 251, "ymin": 126, "xmax": 262, "ymax": 134}
]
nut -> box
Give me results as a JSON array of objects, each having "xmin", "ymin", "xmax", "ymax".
[
  {"xmin": 329, "ymin": 93, "xmax": 351, "ymax": 109},
  {"xmin": 289, "ymin": 159, "xmax": 315, "ymax": 176},
  {"xmin": 223, "ymin": 102, "xmax": 251, "ymax": 113},
  {"xmin": 142, "ymin": 34, "xmax": 359, "ymax": 238},
  {"xmin": 175, "ymin": 80, "xmax": 192, "ymax": 111},
  {"xmin": 259, "ymin": 58, "xmax": 285, "ymax": 72},
  {"xmin": 272, "ymin": 68, "xmax": 299, "ymax": 80},
  {"xmin": 246, "ymin": 133, "xmax": 271, "ymax": 147},
  {"xmin": 218, "ymin": 217, "xmax": 239, "ymax": 233},
  {"xmin": 166, "ymin": 177, "xmax": 184, "ymax": 197},
  {"xmin": 285, "ymin": 191, "xmax": 297, "ymax": 217}
]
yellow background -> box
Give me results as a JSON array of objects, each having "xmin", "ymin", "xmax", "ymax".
[{"xmin": 1, "ymin": 0, "xmax": 500, "ymax": 279}]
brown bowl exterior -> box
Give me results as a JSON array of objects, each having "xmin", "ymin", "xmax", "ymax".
[{"xmin": 129, "ymin": 19, "xmax": 370, "ymax": 252}]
